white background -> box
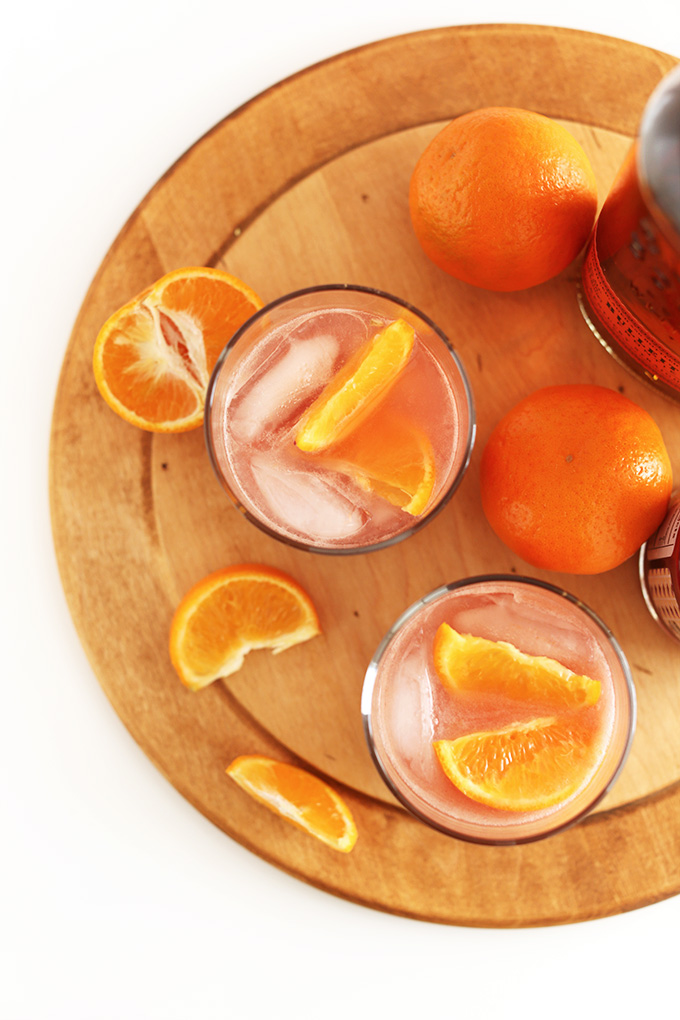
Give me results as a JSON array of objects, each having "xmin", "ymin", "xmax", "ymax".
[{"xmin": 4, "ymin": 2, "xmax": 680, "ymax": 1018}]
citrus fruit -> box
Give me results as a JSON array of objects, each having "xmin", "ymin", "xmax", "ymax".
[
  {"xmin": 93, "ymin": 266, "xmax": 263, "ymax": 431},
  {"xmin": 409, "ymin": 107, "xmax": 598, "ymax": 291},
  {"xmin": 433, "ymin": 624, "xmax": 601, "ymax": 708},
  {"xmin": 226, "ymin": 755, "xmax": 358, "ymax": 852},
  {"xmin": 433, "ymin": 716, "xmax": 598, "ymax": 812},
  {"xmin": 480, "ymin": 384, "xmax": 672, "ymax": 574},
  {"xmin": 327, "ymin": 408, "xmax": 436, "ymax": 515},
  {"xmin": 169, "ymin": 564, "xmax": 320, "ymax": 690},
  {"xmin": 294, "ymin": 318, "xmax": 415, "ymax": 452}
]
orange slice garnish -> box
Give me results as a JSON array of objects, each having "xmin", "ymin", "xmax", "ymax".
[
  {"xmin": 327, "ymin": 408, "xmax": 436, "ymax": 515},
  {"xmin": 93, "ymin": 266, "xmax": 263, "ymax": 432},
  {"xmin": 226, "ymin": 755, "xmax": 358, "ymax": 852},
  {"xmin": 433, "ymin": 624, "xmax": 601, "ymax": 709},
  {"xmin": 294, "ymin": 318, "xmax": 415, "ymax": 452},
  {"xmin": 433, "ymin": 716, "xmax": 598, "ymax": 812},
  {"xmin": 169, "ymin": 564, "xmax": 320, "ymax": 690}
]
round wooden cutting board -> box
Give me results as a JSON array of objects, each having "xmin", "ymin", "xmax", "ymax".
[{"xmin": 50, "ymin": 25, "xmax": 680, "ymax": 927}]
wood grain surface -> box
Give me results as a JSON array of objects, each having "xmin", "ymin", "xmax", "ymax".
[{"xmin": 50, "ymin": 24, "xmax": 680, "ymax": 926}]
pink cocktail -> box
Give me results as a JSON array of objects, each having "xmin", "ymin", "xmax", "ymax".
[
  {"xmin": 205, "ymin": 285, "xmax": 474, "ymax": 553},
  {"xmin": 362, "ymin": 576, "xmax": 636, "ymax": 845}
]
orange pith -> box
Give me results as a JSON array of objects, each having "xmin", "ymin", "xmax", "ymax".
[
  {"xmin": 294, "ymin": 318, "xmax": 415, "ymax": 452},
  {"xmin": 169, "ymin": 564, "xmax": 320, "ymax": 690},
  {"xmin": 226, "ymin": 755, "xmax": 358, "ymax": 852},
  {"xmin": 433, "ymin": 716, "xmax": 599, "ymax": 813},
  {"xmin": 409, "ymin": 106, "xmax": 598, "ymax": 292},
  {"xmin": 325, "ymin": 408, "xmax": 436, "ymax": 516},
  {"xmin": 433, "ymin": 624, "xmax": 601, "ymax": 708},
  {"xmin": 480, "ymin": 384, "xmax": 673, "ymax": 574},
  {"xmin": 93, "ymin": 266, "xmax": 263, "ymax": 432}
]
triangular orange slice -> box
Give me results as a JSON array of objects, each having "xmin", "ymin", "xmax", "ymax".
[
  {"xmin": 433, "ymin": 715, "xmax": 598, "ymax": 812},
  {"xmin": 294, "ymin": 318, "xmax": 415, "ymax": 452},
  {"xmin": 327, "ymin": 408, "xmax": 436, "ymax": 515},
  {"xmin": 226, "ymin": 755, "xmax": 358, "ymax": 852},
  {"xmin": 433, "ymin": 624, "xmax": 601, "ymax": 709},
  {"xmin": 169, "ymin": 564, "xmax": 320, "ymax": 690}
]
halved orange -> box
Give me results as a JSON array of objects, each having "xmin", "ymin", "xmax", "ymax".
[
  {"xmin": 169, "ymin": 564, "xmax": 320, "ymax": 690},
  {"xmin": 93, "ymin": 266, "xmax": 263, "ymax": 432},
  {"xmin": 226, "ymin": 755, "xmax": 358, "ymax": 852},
  {"xmin": 327, "ymin": 408, "xmax": 436, "ymax": 515},
  {"xmin": 433, "ymin": 716, "xmax": 598, "ymax": 812},
  {"xmin": 433, "ymin": 624, "xmax": 601, "ymax": 709},
  {"xmin": 294, "ymin": 318, "xmax": 415, "ymax": 452}
]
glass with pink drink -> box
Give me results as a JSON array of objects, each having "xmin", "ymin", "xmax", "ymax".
[
  {"xmin": 204, "ymin": 285, "xmax": 474, "ymax": 553},
  {"xmin": 362, "ymin": 575, "xmax": 636, "ymax": 845}
]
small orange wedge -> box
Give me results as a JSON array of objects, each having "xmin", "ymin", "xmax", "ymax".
[
  {"xmin": 93, "ymin": 266, "xmax": 263, "ymax": 432},
  {"xmin": 169, "ymin": 564, "xmax": 320, "ymax": 690},
  {"xmin": 327, "ymin": 408, "xmax": 436, "ymax": 515},
  {"xmin": 226, "ymin": 755, "xmax": 358, "ymax": 852},
  {"xmin": 433, "ymin": 624, "xmax": 601, "ymax": 709},
  {"xmin": 433, "ymin": 716, "xmax": 598, "ymax": 812},
  {"xmin": 294, "ymin": 318, "xmax": 415, "ymax": 452}
]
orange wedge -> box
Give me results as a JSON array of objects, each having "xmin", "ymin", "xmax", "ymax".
[
  {"xmin": 327, "ymin": 408, "xmax": 436, "ymax": 515},
  {"xmin": 93, "ymin": 266, "xmax": 263, "ymax": 432},
  {"xmin": 169, "ymin": 564, "xmax": 320, "ymax": 690},
  {"xmin": 294, "ymin": 318, "xmax": 415, "ymax": 452},
  {"xmin": 433, "ymin": 624, "xmax": 601, "ymax": 709},
  {"xmin": 433, "ymin": 716, "xmax": 598, "ymax": 812},
  {"xmin": 226, "ymin": 755, "xmax": 358, "ymax": 852}
]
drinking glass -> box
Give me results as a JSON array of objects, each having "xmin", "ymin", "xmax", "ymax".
[
  {"xmin": 362, "ymin": 575, "xmax": 636, "ymax": 845},
  {"xmin": 205, "ymin": 284, "xmax": 475, "ymax": 554}
]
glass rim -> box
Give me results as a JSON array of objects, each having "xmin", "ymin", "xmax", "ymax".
[
  {"xmin": 361, "ymin": 573, "xmax": 637, "ymax": 846},
  {"xmin": 203, "ymin": 282, "xmax": 476, "ymax": 556}
]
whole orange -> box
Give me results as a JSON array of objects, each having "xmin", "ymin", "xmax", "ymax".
[
  {"xmin": 480, "ymin": 385, "xmax": 672, "ymax": 574},
  {"xmin": 409, "ymin": 107, "xmax": 598, "ymax": 291}
]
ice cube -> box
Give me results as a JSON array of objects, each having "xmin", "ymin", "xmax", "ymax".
[
  {"xmin": 288, "ymin": 309, "xmax": 369, "ymax": 345},
  {"xmin": 452, "ymin": 591, "xmax": 602, "ymax": 675},
  {"xmin": 250, "ymin": 453, "xmax": 366, "ymax": 542},
  {"xmin": 229, "ymin": 334, "xmax": 339, "ymax": 442},
  {"xmin": 385, "ymin": 658, "xmax": 437, "ymax": 779}
]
